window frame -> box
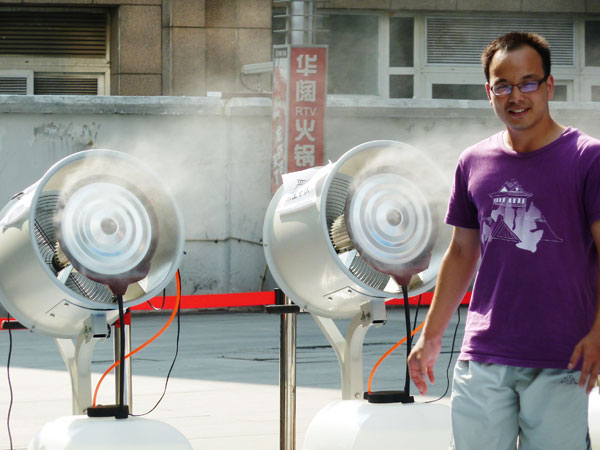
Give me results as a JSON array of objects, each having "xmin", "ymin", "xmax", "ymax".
[{"xmin": 285, "ymin": 9, "xmax": 600, "ymax": 101}]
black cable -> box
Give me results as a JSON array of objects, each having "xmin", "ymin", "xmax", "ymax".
[
  {"xmin": 413, "ymin": 294, "xmax": 422, "ymax": 330},
  {"xmin": 402, "ymin": 285, "xmax": 412, "ymax": 395},
  {"xmin": 116, "ymin": 295, "xmax": 127, "ymax": 418},
  {"xmin": 6, "ymin": 316, "xmax": 13, "ymax": 450},
  {"xmin": 131, "ymin": 274, "xmax": 182, "ymax": 417},
  {"xmin": 239, "ymin": 72, "xmax": 261, "ymax": 93},
  {"xmin": 426, "ymin": 305, "xmax": 461, "ymax": 403},
  {"xmin": 146, "ymin": 288, "xmax": 167, "ymax": 311}
]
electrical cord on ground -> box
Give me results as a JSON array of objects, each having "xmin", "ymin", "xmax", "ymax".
[
  {"xmin": 6, "ymin": 315, "xmax": 13, "ymax": 450},
  {"xmin": 426, "ymin": 305, "xmax": 461, "ymax": 404},
  {"xmin": 131, "ymin": 292, "xmax": 181, "ymax": 417}
]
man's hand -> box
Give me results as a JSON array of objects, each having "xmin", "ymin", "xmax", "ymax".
[
  {"xmin": 407, "ymin": 334, "xmax": 443, "ymax": 395},
  {"xmin": 577, "ymin": 219, "xmax": 600, "ymax": 395},
  {"xmin": 568, "ymin": 329, "xmax": 600, "ymax": 394},
  {"xmin": 406, "ymin": 226, "xmax": 479, "ymax": 396}
]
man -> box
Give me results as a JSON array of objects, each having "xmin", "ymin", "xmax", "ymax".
[{"xmin": 407, "ymin": 32, "xmax": 600, "ymax": 450}]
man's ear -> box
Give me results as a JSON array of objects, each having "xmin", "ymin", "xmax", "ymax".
[
  {"xmin": 485, "ymin": 83, "xmax": 493, "ymax": 104},
  {"xmin": 546, "ymin": 74, "xmax": 555, "ymax": 100}
]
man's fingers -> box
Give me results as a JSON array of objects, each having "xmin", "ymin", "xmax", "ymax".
[
  {"xmin": 586, "ymin": 362, "xmax": 600, "ymax": 394},
  {"xmin": 568, "ymin": 344, "xmax": 582, "ymax": 370},
  {"xmin": 419, "ymin": 358, "xmax": 428, "ymax": 380},
  {"xmin": 427, "ymin": 366, "xmax": 436, "ymax": 384},
  {"xmin": 407, "ymin": 354, "xmax": 429, "ymax": 395},
  {"xmin": 413, "ymin": 376, "xmax": 427, "ymax": 395},
  {"xmin": 579, "ymin": 359, "xmax": 591, "ymax": 389},
  {"xmin": 409, "ymin": 361, "xmax": 427, "ymax": 395}
]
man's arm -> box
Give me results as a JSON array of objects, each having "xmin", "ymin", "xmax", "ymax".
[
  {"xmin": 568, "ymin": 219, "xmax": 600, "ymax": 394},
  {"xmin": 407, "ymin": 226, "xmax": 480, "ymax": 395}
]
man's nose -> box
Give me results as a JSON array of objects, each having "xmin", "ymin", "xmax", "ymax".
[{"xmin": 508, "ymin": 85, "xmax": 525, "ymax": 102}]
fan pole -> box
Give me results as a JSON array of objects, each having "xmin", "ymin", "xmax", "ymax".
[
  {"xmin": 114, "ymin": 295, "xmax": 129, "ymax": 419},
  {"xmin": 114, "ymin": 309, "xmax": 133, "ymax": 411},
  {"xmin": 281, "ymin": 293, "xmax": 296, "ymax": 450},
  {"xmin": 266, "ymin": 289, "xmax": 301, "ymax": 450}
]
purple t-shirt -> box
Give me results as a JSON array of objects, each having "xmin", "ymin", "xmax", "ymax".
[{"xmin": 446, "ymin": 127, "xmax": 600, "ymax": 369}]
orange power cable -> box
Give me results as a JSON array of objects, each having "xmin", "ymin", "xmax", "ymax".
[
  {"xmin": 367, "ymin": 321, "xmax": 425, "ymax": 394},
  {"xmin": 92, "ymin": 270, "xmax": 182, "ymax": 407}
]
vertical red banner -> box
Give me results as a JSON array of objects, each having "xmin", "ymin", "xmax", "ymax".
[
  {"xmin": 271, "ymin": 45, "xmax": 327, "ymax": 193},
  {"xmin": 287, "ymin": 46, "xmax": 327, "ymax": 174}
]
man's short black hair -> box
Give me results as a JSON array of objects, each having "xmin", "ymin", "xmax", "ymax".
[{"xmin": 481, "ymin": 32, "xmax": 551, "ymax": 82}]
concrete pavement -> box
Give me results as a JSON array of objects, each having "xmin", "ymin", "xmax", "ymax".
[{"xmin": 0, "ymin": 306, "xmax": 464, "ymax": 449}]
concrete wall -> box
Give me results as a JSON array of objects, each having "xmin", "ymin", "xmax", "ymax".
[{"xmin": 1, "ymin": 95, "xmax": 600, "ymax": 295}]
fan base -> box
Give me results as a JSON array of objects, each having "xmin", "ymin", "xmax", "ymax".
[{"xmin": 27, "ymin": 415, "xmax": 192, "ymax": 450}]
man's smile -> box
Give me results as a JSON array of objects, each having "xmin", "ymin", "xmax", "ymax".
[{"xmin": 507, "ymin": 106, "xmax": 530, "ymax": 117}]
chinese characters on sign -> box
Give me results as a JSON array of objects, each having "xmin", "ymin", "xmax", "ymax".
[
  {"xmin": 288, "ymin": 47, "xmax": 326, "ymax": 173},
  {"xmin": 271, "ymin": 45, "xmax": 327, "ymax": 193}
]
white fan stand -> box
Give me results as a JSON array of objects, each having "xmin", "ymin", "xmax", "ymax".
[{"xmin": 304, "ymin": 300, "xmax": 451, "ymax": 450}]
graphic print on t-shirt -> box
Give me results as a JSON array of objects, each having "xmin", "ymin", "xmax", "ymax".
[{"xmin": 481, "ymin": 179, "xmax": 563, "ymax": 253}]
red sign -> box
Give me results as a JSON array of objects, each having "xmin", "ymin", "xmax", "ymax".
[{"xmin": 271, "ymin": 45, "xmax": 327, "ymax": 193}]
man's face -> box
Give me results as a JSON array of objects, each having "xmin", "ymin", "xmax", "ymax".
[{"xmin": 485, "ymin": 45, "xmax": 554, "ymax": 132}]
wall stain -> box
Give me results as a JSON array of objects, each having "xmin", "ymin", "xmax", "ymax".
[{"xmin": 33, "ymin": 122, "xmax": 101, "ymax": 151}]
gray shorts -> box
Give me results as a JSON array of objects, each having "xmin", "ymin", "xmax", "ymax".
[{"xmin": 450, "ymin": 360, "xmax": 590, "ymax": 450}]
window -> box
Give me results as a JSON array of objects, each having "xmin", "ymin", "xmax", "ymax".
[
  {"xmin": 389, "ymin": 17, "xmax": 415, "ymax": 98},
  {"xmin": 432, "ymin": 84, "xmax": 487, "ymax": 100},
  {"xmin": 0, "ymin": 8, "xmax": 110, "ymax": 95},
  {"xmin": 272, "ymin": 10, "xmax": 600, "ymax": 101},
  {"xmin": 390, "ymin": 17, "xmax": 413, "ymax": 67},
  {"xmin": 425, "ymin": 16, "xmax": 574, "ymax": 65},
  {"xmin": 389, "ymin": 75, "xmax": 414, "ymax": 99},
  {"xmin": 585, "ymin": 20, "xmax": 600, "ymax": 67},
  {"xmin": 316, "ymin": 14, "xmax": 379, "ymax": 95},
  {"xmin": 551, "ymin": 84, "xmax": 568, "ymax": 102},
  {"xmin": 402, "ymin": 13, "xmax": 600, "ymax": 101}
]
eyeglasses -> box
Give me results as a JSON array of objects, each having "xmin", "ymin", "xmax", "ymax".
[{"xmin": 490, "ymin": 75, "xmax": 549, "ymax": 96}]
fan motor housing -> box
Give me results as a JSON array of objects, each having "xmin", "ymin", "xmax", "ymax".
[
  {"xmin": 263, "ymin": 140, "xmax": 451, "ymax": 319},
  {"xmin": 0, "ymin": 149, "xmax": 184, "ymax": 338}
]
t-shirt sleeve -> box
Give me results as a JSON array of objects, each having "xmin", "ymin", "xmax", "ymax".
[
  {"xmin": 445, "ymin": 160, "xmax": 479, "ymax": 229},
  {"xmin": 582, "ymin": 142, "xmax": 600, "ymax": 225}
]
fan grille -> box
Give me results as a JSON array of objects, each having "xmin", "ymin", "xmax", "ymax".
[
  {"xmin": 33, "ymin": 192, "xmax": 116, "ymax": 305},
  {"xmin": 326, "ymin": 174, "xmax": 391, "ymax": 290}
]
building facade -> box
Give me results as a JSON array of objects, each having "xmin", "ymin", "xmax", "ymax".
[
  {"xmin": 2, "ymin": 1, "xmax": 600, "ymax": 100},
  {"xmin": 0, "ymin": 0, "xmax": 273, "ymax": 96}
]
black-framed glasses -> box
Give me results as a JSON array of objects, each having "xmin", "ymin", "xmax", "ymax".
[{"xmin": 490, "ymin": 75, "xmax": 549, "ymax": 96}]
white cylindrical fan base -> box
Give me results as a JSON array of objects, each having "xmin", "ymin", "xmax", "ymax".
[
  {"xmin": 303, "ymin": 400, "xmax": 451, "ymax": 450},
  {"xmin": 28, "ymin": 415, "xmax": 192, "ymax": 450}
]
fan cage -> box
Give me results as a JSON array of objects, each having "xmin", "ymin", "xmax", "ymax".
[
  {"xmin": 33, "ymin": 191, "xmax": 117, "ymax": 305},
  {"xmin": 325, "ymin": 174, "xmax": 391, "ymax": 291}
]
